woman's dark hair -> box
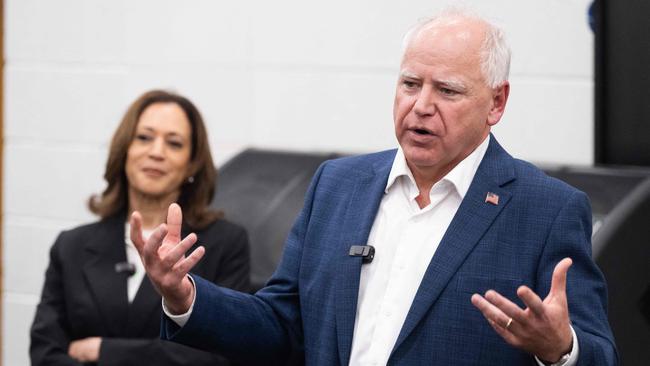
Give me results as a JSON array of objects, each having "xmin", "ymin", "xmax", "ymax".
[{"xmin": 88, "ymin": 89, "xmax": 222, "ymax": 228}]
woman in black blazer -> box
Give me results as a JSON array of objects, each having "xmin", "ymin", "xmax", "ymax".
[{"xmin": 30, "ymin": 90, "xmax": 250, "ymax": 366}]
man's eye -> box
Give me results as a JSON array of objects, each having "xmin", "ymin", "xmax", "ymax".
[
  {"xmin": 440, "ymin": 87, "xmax": 458, "ymax": 96},
  {"xmin": 403, "ymin": 80, "xmax": 418, "ymax": 88}
]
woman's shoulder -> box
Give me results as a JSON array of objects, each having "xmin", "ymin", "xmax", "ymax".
[{"xmin": 53, "ymin": 216, "xmax": 123, "ymax": 251}]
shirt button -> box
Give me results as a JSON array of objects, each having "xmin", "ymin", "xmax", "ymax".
[{"xmin": 385, "ymin": 311, "xmax": 392, "ymax": 317}]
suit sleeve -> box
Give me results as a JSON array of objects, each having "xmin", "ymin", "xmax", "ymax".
[
  {"xmin": 536, "ymin": 190, "xmax": 619, "ymax": 366},
  {"xmin": 30, "ymin": 236, "xmax": 83, "ymax": 366},
  {"xmin": 161, "ymin": 162, "xmax": 328, "ymax": 365}
]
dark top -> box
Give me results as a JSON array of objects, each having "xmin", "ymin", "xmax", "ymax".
[{"xmin": 30, "ymin": 213, "xmax": 250, "ymax": 366}]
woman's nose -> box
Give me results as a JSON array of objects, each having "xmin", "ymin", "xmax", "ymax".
[{"xmin": 148, "ymin": 137, "xmax": 165, "ymax": 160}]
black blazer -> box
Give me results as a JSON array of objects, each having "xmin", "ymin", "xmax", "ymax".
[{"xmin": 30, "ymin": 213, "xmax": 250, "ymax": 366}]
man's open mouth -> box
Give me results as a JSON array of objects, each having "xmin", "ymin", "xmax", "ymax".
[{"xmin": 413, "ymin": 128, "xmax": 432, "ymax": 135}]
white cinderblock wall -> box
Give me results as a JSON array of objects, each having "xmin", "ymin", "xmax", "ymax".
[{"xmin": 3, "ymin": 1, "xmax": 594, "ymax": 364}]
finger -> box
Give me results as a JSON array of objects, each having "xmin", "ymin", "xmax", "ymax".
[
  {"xmin": 174, "ymin": 246, "xmax": 206, "ymax": 275},
  {"xmin": 549, "ymin": 258, "xmax": 573, "ymax": 297},
  {"xmin": 68, "ymin": 340, "xmax": 84, "ymax": 361},
  {"xmin": 144, "ymin": 224, "xmax": 168, "ymax": 261},
  {"xmin": 68, "ymin": 341, "xmax": 77, "ymax": 357},
  {"xmin": 129, "ymin": 211, "xmax": 145, "ymax": 254},
  {"xmin": 163, "ymin": 233, "xmax": 198, "ymax": 267},
  {"xmin": 166, "ymin": 203, "xmax": 183, "ymax": 243},
  {"xmin": 484, "ymin": 290, "xmax": 526, "ymax": 322},
  {"xmin": 516, "ymin": 285, "xmax": 545, "ymax": 315},
  {"xmin": 487, "ymin": 317, "xmax": 520, "ymax": 346},
  {"xmin": 471, "ymin": 294, "xmax": 511, "ymax": 328}
]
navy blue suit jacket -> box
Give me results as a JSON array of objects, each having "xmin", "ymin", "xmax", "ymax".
[{"xmin": 163, "ymin": 137, "xmax": 617, "ymax": 365}]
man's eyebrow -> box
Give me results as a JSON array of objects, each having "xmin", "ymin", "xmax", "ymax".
[
  {"xmin": 399, "ymin": 70, "xmax": 420, "ymax": 79},
  {"xmin": 399, "ymin": 71, "xmax": 467, "ymax": 90},
  {"xmin": 435, "ymin": 78, "xmax": 467, "ymax": 91}
]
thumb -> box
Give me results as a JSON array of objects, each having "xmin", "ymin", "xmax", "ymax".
[
  {"xmin": 129, "ymin": 211, "xmax": 145, "ymax": 254},
  {"xmin": 165, "ymin": 203, "xmax": 183, "ymax": 242},
  {"xmin": 549, "ymin": 257, "xmax": 573, "ymax": 297}
]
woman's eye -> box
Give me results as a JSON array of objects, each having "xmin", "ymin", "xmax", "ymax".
[
  {"xmin": 135, "ymin": 134, "xmax": 152, "ymax": 142},
  {"xmin": 168, "ymin": 140, "xmax": 184, "ymax": 149}
]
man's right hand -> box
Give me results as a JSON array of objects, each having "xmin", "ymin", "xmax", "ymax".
[{"xmin": 130, "ymin": 203, "xmax": 206, "ymax": 314}]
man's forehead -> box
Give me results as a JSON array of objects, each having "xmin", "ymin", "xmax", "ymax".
[
  {"xmin": 410, "ymin": 18, "xmax": 486, "ymax": 51},
  {"xmin": 402, "ymin": 25, "xmax": 484, "ymax": 69}
]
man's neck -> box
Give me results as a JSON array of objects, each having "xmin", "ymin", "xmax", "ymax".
[
  {"xmin": 406, "ymin": 135, "xmax": 491, "ymax": 209},
  {"xmin": 408, "ymin": 160, "xmax": 458, "ymax": 209}
]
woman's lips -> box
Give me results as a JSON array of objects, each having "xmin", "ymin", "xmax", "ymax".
[{"xmin": 141, "ymin": 167, "xmax": 166, "ymax": 177}]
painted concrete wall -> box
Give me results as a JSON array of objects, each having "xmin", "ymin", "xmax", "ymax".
[{"xmin": 2, "ymin": 1, "xmax": 594, "ymax": 364}]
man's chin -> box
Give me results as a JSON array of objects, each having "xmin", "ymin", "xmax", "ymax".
[
  {"xmin": 405, "ymin": 157, "xmax": 443, "ymax": 173},
  {"xmin": 402, "ymin": 147, "xmax": 440, "ymax": 167}
]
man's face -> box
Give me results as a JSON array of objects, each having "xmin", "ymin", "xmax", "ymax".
[{"xmin": 393, "ymin": 20, "xmax": 508, "ymax": 179}]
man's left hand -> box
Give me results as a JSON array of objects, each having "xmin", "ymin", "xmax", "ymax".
[
  {"xmin": 471, "ymin": 258, "xmax": 574, "ymax": 363},
  {"xmin": 68, "ymin": 336, "xmax": 102, "ymax": 363}
]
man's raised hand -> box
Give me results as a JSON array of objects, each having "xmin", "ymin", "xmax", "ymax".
[
  {"xmin": 130, "ymin": 203, "xmax": 206, "ymax": 314},
  {"xmin": 471, "ymin": 258, "xmax": 574, "ymax": 363}
]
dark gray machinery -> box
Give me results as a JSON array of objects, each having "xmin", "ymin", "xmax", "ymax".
[
  {"xmin": 210, "ymin": 149, "xmax": 338, "ymax": 292},
  {"xmin": 544, "ymin": 166, "xmax": 650, "ymax": 364},
  {"xmin": 211, "ymin": 149, "xmax": 650, "ymax": 362},
  {"xmin": 591, "ymin": 0, "xmax": 650, "ymax": 362}
]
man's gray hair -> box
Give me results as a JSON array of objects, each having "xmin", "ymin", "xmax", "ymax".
[{"xmin": 401, "ymin": 8, "xmax": 511, "ymax": 88}]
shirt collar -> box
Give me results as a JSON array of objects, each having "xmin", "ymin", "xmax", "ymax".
[{"xmin": 386, "ymin": 135, "xmax": 491, "ymax": 199}]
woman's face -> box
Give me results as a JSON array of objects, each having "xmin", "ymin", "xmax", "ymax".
[{"xmin": 125, "ymin": 102, "xmax": 193, "ymax": 201}]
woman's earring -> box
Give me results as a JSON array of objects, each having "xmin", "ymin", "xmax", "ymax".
[{"xmin": 187, "ymin": 176, "xmax": 195, "ymax": 184}]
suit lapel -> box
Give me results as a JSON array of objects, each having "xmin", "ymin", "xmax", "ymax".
[
  {"xmin": 391, "ymin": 137, "xmax": 516, "ymax": 353},
  {"xmin": 336, "ymin": 153, "xmax": 393, "ymax": 366},
  {"xmin": 82, "ymin": 215, "xmax": 129, "ymax": 336}
]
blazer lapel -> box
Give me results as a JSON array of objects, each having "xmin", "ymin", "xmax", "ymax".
[
  {"xmin": 336, "ymin": 154, "xmax": 393, "ymax": 366},
  {"xmin": 82, "ymin": 215, "xmax": 129, "ymax": 336},
  {"xmin": 391, "ymin": 137, "xmax": 516, "ymax": 353}
]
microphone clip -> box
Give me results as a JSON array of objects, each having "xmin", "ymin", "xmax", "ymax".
[
  {"xmin": 349, "ymin": 245, "xmax": 375, "ymax": 264},
  {"xmin": 115, "ymin": 262, "xmax": 136, "ymax": 277}
]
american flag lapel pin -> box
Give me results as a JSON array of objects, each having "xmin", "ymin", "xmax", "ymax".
[{"xmin": 485, "ymin": 192, "xmax": 499, "ymax": 205}]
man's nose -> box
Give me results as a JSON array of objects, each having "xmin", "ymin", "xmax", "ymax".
[{"xmin": 413, "ymin": 87, "xmax": 437, "ymax": 117}]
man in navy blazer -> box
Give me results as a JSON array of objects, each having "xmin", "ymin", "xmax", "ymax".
[{"xmin": 132, "ymin": 8, "xmax": 617, "ymax": 366}]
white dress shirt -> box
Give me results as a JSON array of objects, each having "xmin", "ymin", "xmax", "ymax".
[
  {"xmin": 166, "ymin": 136, "xmax": 578, "ymax": 365},
  {"xmin": 348, "ymin": 136, "xmax": 490, "ymax": 365},
  {"xmin": 124, "ymin": 223, "xmax": 150, "ymax": 303}
]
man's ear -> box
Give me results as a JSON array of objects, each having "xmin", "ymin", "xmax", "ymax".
[{"xmin": 487, "ymin": 81, "xmax": 510, "ymax": 126}]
